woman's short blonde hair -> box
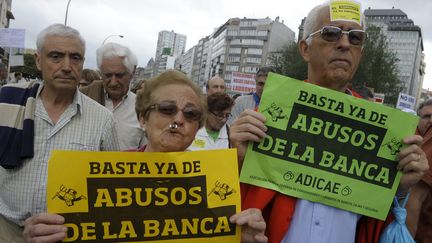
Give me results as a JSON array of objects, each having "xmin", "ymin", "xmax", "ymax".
[{"xmin": 135, "ymin": 69, "xmax": 207, "ymax": 128}]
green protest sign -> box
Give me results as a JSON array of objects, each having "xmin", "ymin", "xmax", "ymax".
[{"xmin": 239, "ymin": 73, "xmax": 419, "ymax": 220}]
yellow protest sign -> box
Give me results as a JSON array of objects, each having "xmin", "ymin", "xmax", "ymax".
[
  {"xmin": 47, "ymin": 149, "xmax": 241, "ymax": 243},
  {"xmin": 330, "ymin": 0, "xmax": 362, "ymax": 25}
]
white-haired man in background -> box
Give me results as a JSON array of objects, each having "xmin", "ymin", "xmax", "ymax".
[{"xmin": 81, "ymin": 42, "xmax": 146, "ymax": 150}]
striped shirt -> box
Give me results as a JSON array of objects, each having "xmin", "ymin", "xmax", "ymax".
[
  {"xmin": 0, "ymin": 84, "xmax": 119, "ymax": 225},
  {"xmin": 228, "ymin": 94, "xmax": 256, "ymax": 125}
]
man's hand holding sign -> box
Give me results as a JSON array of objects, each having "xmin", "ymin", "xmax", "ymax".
[{"xmin": 397, "ymin": 136, "xmax": 428, "ymax": 194}]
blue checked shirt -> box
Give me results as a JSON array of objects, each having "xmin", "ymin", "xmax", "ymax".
[
  {"xmin": 0, "ymin": 84, "xmax": 119, "ymax": 225},
  {"xmin": 281, "ymin": 199, "xmax": 361, "ymax": 243}
]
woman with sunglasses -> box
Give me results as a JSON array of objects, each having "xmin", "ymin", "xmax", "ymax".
[{"xmin": 134, "ymin": 70, "xmax": 267, "ymax": 242}]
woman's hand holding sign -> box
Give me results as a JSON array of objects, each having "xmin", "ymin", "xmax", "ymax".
[
  {"xmin": 397, "ymin": 135, "xmax": 429, "ymax": 195},
  {"xmin": 230, "ymin": 208, "xmax": 268, "ymax": 243}
]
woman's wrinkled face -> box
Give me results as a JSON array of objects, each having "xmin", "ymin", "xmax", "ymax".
[{"xmin": 140, "ymin": 84, "xmax": 202, "ymax": 152}]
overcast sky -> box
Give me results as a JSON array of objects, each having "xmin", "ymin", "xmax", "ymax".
[{"xmin": 9, "ymin": 0, "xmax": 432, "ymax": 89}]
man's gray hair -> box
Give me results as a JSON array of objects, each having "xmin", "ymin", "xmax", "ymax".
[
  {"xmin": 36, "ymin": 24, "xmax": 86, "ymax": 53},
  {"xmin": 417, "ymin": 99, "xmax": 432, "ymax": 115},
  {"xmin": 96, "ymin": 43, "xmax": 137, "ymax": 74},
  {"xmin": 302, "ymin": 1, "xmax": 366, "ymax": 45}
]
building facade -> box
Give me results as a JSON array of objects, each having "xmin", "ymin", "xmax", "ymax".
[
  {"xmin": 176, "ymin": 45, "xmax": 195, "ymax": 78},
  {"xmin": 0, "ymin": 0, "xmax": 14, "ymax": 63},
  {"xmin": 364, "ymin": 8, "xmax": 426, "ymax": 104},
  {"xmin": 154, "ymin": 30, "xmax": 187, "ymax": 76},
  {"xmin": 179, "ymin": 17, "xmax": 295, "ymax": 92}
]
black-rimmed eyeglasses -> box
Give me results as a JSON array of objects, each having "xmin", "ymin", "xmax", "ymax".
[{"xmin": 210, "ymin": 111, "xmax": 232, "ymax": 120}]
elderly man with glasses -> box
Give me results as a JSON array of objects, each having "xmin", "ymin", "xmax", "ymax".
[
  {"xmin": 229, "ymin": 1, "xmax": 429, "ymax": 242},
  {"xmin": 189, "ymin": 92, "xmax": 234, "ymax": 151},
  {"xmin": 80, "ymin": 43, "xmax": 146, "ymax": 150}
]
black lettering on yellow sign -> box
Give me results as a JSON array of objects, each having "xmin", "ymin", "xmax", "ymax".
[
  {"xmin": 93, "ymin": 186, "xmax": 203, "ymax": 207},
  {"xmin": 155, "ymin": 161, "xmax": 201, "ymax": 174},
  {"xmin": 339, "ymin": 5, "xmax": 359, "ymax": 11},
  {"xmin": 154, "ymin": 162, "xmax": 177, "ymax": 174},
  {"xmin": 88, "ymin": 161, "xmax": 201, "ymax": 175},
  {"xmin": 89, "ymin": 162, "xmax": 150, "ymax": 175},
  {"xmin": 185, "ymin": 161, "xmax": 201, "ymax": 173},
  {"xmin": 63, "ymin": 216, "xmax": 231, "ymax": 241}
]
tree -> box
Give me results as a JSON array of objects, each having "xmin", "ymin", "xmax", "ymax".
[
  {"xmin": 352, "ymin": 25, "xmax": 402, "ymax": 106},
  {"xmin": 268, "ymin": 42, "xmax": 307, "ymax": 80},
  {"xmin": 10, "ymin": 53, "xmax": 41, "ymax": 80},
  {"xmin": 269, "ymin": 26, "xmax": 402, "ymax": 105}
]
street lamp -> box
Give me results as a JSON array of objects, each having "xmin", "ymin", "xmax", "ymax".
[
  {"xmin": 64, "ymin": 0, "xmax": 72, "ymax": 25},
  {"xmin": 102, "ymin": 35, "xmax": 124, "ymax": 45}
]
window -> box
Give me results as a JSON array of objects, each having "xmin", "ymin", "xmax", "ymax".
[
  {"xmin": 245, "ymin": 57, "xmax": 261, "ymax": 64},
  {"xmin": 257, "ymin": 30, "xmax": 268, "ymax": 36},
  {"xmin": 228, "ymin": 30, "xmax": 238, "ymax": 36},
  {"xmin": 246, "ymin": 48, "xmax": 262, "ymax": 55},
  {"xmin": 242, "ymin": 66, "xmax": 258, "ymax": 73},
  {"xmin": 228, "ymin": 56, "xmax": 240, "ymax": 63},
  {"xmin": 229, "ymin": 48, "xmax": 241, "ymax": 54},
  {"xmin": 230, "ymin": 39, "xmax": 264, "ymax": 46},
  {"xmin": 226, "ymin": 65, "xmax": 239, "ymax": 72}
]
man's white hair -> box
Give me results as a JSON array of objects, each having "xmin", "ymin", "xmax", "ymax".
[
  {"xmin": 96, "ymin": 42, "xmax": 137, "ymax": 74},
  {"xmin": 36, "ymin": 24, "xmax": 86, "ymax": 54}
]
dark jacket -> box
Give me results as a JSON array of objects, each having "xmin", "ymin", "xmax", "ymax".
[{"xmin": 80, "ymin": 80, "xmax": 105, "ymax": 106}]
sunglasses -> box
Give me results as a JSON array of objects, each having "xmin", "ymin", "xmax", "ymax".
[
  {"xmin": 148, "ymin": 101, "xmax": 202, "ymax": 122},
  {"xmin": 307, "ymin": 26, "xmax": 367, "ymax": 46},
  {"xmin": 210, "ymin": 111, "xmax": 232, "ymax": 120}
]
